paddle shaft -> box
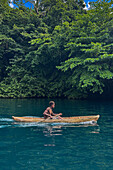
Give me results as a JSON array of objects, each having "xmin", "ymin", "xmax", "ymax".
[{"xmin": 38, "ymin": 115, "xmax": 61, "ymax": 123}]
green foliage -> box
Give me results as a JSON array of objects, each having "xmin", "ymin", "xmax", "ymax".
[
  {"xmin": 57, "ymin": 0, "xmax": 113, "ymax": 97},
  {"xmin": 0, "ymin": 0, "xmax": 113, "ymax": 99},
  {"xmin": 40, "ymin": 0, "xmax": 85, "ymax": 31}
]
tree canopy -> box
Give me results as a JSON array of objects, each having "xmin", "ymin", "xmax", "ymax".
[{"xmin": 0, "ymin": 0, "xmax": 113, "ymax": 99}]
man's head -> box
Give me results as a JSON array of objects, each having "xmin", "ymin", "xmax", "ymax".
[{"xmin": 49, "ymin": 101, "xmax": 55, "ymax": 108}]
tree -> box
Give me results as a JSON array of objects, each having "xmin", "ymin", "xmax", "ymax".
[{"xmin": 57, "ymin": 0, "xmax": 113, "ymax": 98}]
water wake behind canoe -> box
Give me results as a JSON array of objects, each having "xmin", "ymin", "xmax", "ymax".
[{"xmin": 0, "ymin": 118, "xmax": 14, "ymax": 122}]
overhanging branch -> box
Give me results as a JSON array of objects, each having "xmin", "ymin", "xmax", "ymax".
[{"xmin": 27, "ymin": 0, "xmax": 39, "ymax": 14}]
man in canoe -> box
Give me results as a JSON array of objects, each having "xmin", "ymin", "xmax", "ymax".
[{"xmin": 43, "ymin": 101, "xmax": 62, "ymax": 119}]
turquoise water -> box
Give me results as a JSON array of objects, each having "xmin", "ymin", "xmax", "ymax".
[{"xmin": 0, "ymin": 99, "xmax": 113, "ymax": 170}]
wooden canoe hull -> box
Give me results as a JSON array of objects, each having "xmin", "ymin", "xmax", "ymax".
[{"xmin": 12, "ymin": 115, "xmax": 100, "ymax": 123}]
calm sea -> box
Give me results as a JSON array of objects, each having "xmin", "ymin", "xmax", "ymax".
[{"xmin": 0, "ymin": 99, "xmax": 113, "ymax": 170}]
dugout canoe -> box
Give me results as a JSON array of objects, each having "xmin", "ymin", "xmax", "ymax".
[{"xmin": 12, "ymin": 115, "xmax": 100, "ymax": 123}]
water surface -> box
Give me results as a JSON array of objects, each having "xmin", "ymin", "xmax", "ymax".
[{"xmin": 0, "ymin": 99, "xmax": 113, "ymax": 170}]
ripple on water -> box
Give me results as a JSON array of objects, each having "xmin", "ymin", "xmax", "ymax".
[
  {"xmin": 13, "ymin": 122, "xmax": 48, "ymax": 128},
  {"xmin": 0, "ymin": 125, "xmax": 12, "ymax": 128},
  {"xmin": 0, "ymin": 118, "xmax": 14, "ymax": 122}
]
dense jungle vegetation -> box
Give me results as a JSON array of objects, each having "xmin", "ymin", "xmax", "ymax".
[{"xmin": 0, "ymin": 0, "xmax": 113, "ymax": 99}]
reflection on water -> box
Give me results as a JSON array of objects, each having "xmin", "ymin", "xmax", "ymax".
[
  {"xmin": 41, "ymin": 123, "xmax": 100, "ymax": 147},
  {"xmin": 43, "ymin": 126, "xmax": 62, "ymax": 137},
  {"xmin": 43, "ymin": 125, "xmax": 62, "ymax": 147}
]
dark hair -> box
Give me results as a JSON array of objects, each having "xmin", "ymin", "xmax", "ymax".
[{"xmin": 49, "ymin": 101, "xmax": 55, "ymax": 106}]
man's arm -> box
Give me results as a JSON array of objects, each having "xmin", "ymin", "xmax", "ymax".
[{"xmin": 50, "ymin": 110, "xmax": 62, "ymax": 116}]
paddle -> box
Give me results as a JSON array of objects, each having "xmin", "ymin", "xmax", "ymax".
[
  {"xmin": 37, "ymin": 114, "xmax": 62, "ymax": 123},
  {"xmin": 37, "ymin": 117, "xmax": 51, "ymax": 123}
]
